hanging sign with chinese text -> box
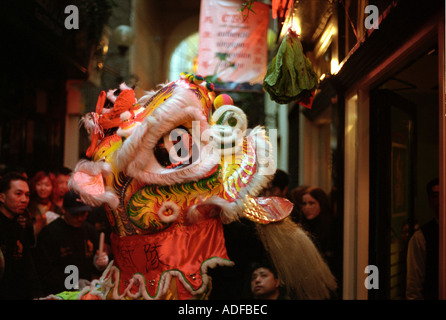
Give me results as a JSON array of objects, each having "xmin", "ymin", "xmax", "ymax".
[{"xmin": 197, "ymin": 0, "xmax": 269, "ymax": 91}]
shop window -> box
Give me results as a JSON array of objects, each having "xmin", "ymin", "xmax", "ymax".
[{"xmin": 168, "ymin": 32, "xmax": 199, "ymax": 82}]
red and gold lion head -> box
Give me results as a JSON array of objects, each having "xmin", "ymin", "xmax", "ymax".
[{"xmin": 67, "ymin": 73, "xmax": 336, "ymax": 300}]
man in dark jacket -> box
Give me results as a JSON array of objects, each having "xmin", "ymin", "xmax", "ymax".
[
  {"xmin": 36, "ymin": 190, "xmax": 109, "ymax": 296},
  {"xmin": 0, "ymin": 172, "xmax": 41, "ymax": 299},
  {"xmin": 406, "ymin": 178, "xmax": 439, "ymax": 299}
]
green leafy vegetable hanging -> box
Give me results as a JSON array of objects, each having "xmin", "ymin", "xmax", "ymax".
[{"xmin": 263, "ymin": 29, "xmax": 318, "ymax": 108}]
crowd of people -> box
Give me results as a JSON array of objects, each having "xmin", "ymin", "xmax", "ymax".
[
  {"xmin": 209, "ymin": 169, "xmax": 342, "ymax": 300},
  {"xmin": 258, "ymin": 169, "xmax": 342, "ymax": 299},
  {"xmin": 0, "ymin": 166, "xmax": 343, "ymax": 300},
  {"xmin": 0, "ymin": 166, "xmax": 439, "ymax": 300},
  {"xmin": 0, "ymin": 167, "xmax": 111, "ymax": 300},
  {"xmin": 0, "ymin": 166, "xmax": 345, "ymax": 300}
]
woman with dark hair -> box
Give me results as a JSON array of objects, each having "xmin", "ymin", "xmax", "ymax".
[{"xmin": 299, "ymin": 186, "xmax": 336, "ymax": 271}]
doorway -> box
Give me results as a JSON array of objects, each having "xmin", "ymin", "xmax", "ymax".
[{"xmin": 369, "ymin": 46, "xmax": 439, "ymax": 299}]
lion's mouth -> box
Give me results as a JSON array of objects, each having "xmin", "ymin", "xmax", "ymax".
[{"xmin": 114, "ymin": 100, "xmax": 221, "ymax": 186}]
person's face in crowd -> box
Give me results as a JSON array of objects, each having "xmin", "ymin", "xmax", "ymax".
[
  {"xmin": 0, "ymin": 180, "xmax": 30, "ymax": 219},
  {"xmin": 301, "ymin": 193, "xmax": 321, "ymax": 220},
  {"xmin": 64, "ymin": 211, "xmax": 89, "ymax": 228},
  {"xmin": 251, "ymin": 267, "xmax": 280, "ymax": 299},
  {"xmin": 429, "ymin": 183, "xmax": 439, "ymax": 219},
  {"xmin": 56, "ymin": 174, "xmax": 70, "ymax": 198},
  {"xmin": 35, "ymin": 176, "xmax": 53, "ymax": 200}
]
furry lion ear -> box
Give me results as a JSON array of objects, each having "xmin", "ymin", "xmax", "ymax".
[
  {"xmin": 256, "ymin": 218, "xmax": 337, "ymax": 300},
  {"xmin": 95, "ymin": 91, "xmax": 107, "ymax": 114}
]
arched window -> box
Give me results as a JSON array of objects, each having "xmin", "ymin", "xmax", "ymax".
[{"xmin": 168, "ymin": 32, "xmax": 199, "ymax": 82}]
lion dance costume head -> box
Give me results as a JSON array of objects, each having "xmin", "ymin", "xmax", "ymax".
[{"xmin": 64, "ymin": 73, "xmax": 336, "ymax": 300}]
